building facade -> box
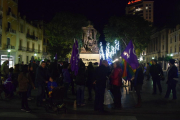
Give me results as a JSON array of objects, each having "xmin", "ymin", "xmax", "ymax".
[
  {"xmin": 0, "ymin": 0, "xmax": 18, "ymax": 68},
  {"xmin": 17, "ymin": 16, "xmax": 43, "ymax": 64},
  {"xmin": 126, "ymin": 0, "xmax": 154, "ymax": 23},
  {"xmin": 0, "ymin": 0, "xmax": 46, "ymax": 67}
]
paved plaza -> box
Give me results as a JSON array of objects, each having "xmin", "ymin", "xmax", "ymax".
[{"xmin": 0, "ymin": 73, "xmax": 180, "ymax": 120}]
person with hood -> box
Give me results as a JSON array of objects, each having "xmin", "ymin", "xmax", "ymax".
[
  {"xmin": 110, "ymin": 61, "xmax": 122, "ymax": 109},
  {"xmin": 165, "ymin": 59, "xmax": 178, "ymax": 100},
  {"xmin": 62, "ymin": 62, "xmax": 72, "ymax": 98},
  {"xmin": 18, "ymin": 65, "xmax": 35, "ymax": 112}
]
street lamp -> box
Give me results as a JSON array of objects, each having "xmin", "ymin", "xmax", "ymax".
[
  {"xmin": 34, "ymin": 53, "xmax": 37, "ymax": 56},
  {"xmin": 7, "ymin": 49, "xmax": 11, "ymax": 67},
  {"xmin": 152, "ymin": 57, "xmax": 155, "ymax": 59},
  {"xmin": 170, "ymin": 54, "xmax": 173, "ymax": 57}
]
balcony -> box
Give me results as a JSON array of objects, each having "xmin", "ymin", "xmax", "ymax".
[
  {"xmin": 18, "ymin": 46, "xmax": 26, "ymax": 51},
  {"xmin": 7, "ymin": 12, "xmax": 17, "ymax": 20},
  {"xmin": 7, "ymin": 28, "xmax": 16, "ymax": 35},
  {"xmin": 43, "ymin": 42, "xmax": 47, "ymax": 45},
  {"xmin": 6, "ymin": 45, "xmax": 15, "ymax": 50},
  {"xmin": 26, "ymin": 34, "xmax": 38, "ymax": 41}
]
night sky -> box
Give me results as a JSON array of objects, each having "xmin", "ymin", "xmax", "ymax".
[{"xmin": 19, "ymin": 0, "xmax": 180, "ymax": 42}]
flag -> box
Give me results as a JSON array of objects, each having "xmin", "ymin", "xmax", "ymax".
[
  {"xmin": 149, "ymin": 61, "xmax": 152, "ymax": 66},
  {"xmin": 70, "ymin": 40, "xmax": 79, "ymax": 75},
  {"xmin": 121, "ymin": 40, "xmax": 139, "ymax": 70},
  {"xmin": 120, "ymin": 58, "xmax": 135, "ymax": 81}
]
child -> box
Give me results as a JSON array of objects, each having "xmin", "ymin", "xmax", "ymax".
[{"xmin": 48, "ymin": 77, "xmax": 58, "ymax": 97}]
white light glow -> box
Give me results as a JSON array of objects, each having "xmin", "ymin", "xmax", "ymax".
[
  {"xmin": 34, "ymin": 54, "xmax": 37, "ymax": 56},
  {"xmin": 152, "ymin": 57, "xmax": 154, "ymax": 59},
  {"xmin": 146, "ymin": 7, "xmax": 148, "ymax": 9},
  {"xmin": 140, "ymin": 56, "xmax": 143, "ymax": 61},
  {"xmin": 99, "ymin": 42, "xmax": 105, "ymax": 60},
  {"xmin": 7, "ymin": 49, "xmax": 11, "ymax": 52},
  {"xmin": 170, "ymin": 54, "xmax": 173, "ymax": 56}
]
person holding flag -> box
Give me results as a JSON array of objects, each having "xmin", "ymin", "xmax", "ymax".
[{"xmin": 121, "ymin": 40, "xmax": 144, "ymax": 107}]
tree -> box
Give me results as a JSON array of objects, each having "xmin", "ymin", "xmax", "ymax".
[
  {"xmin": 45, "ymin": 12, "xmax": 88, "ymax": 60},
  {"xmin": 104, "ymin": 15, "xmax": 153, "ymax": 56}
]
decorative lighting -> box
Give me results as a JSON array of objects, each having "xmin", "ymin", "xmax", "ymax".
[
  {"xmin": 99, "ymin": 42, "xmax": 105, "ymax": 60},
  {"xmin": 106, "ymin": 42, "xmax": 111, "ymax": 59},
  {"xmin": 111, "ymin": 46, "xmax": 115, "ymax": 55},
  {"xmin": 140, "ymin": 56, "xmax": 143, "ymax": 61}
]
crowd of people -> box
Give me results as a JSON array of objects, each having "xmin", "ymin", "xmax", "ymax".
[{"xmin": 0, "ymin": 58, "xmax": 178, "ymax": 113}]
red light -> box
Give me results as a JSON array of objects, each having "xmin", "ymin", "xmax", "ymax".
[{"xmin": 128, "ymin": 0, "xmax": 141, "ymax": 5}]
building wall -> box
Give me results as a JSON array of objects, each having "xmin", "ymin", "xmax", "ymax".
[{"xmin": 126, "ymin": 0, "xmax": 154, "ymax": 23}]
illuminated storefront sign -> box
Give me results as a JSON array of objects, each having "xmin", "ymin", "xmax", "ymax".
[{"xmin": 128, "ymin": 0, "xmax": 142, "ymax": 5}]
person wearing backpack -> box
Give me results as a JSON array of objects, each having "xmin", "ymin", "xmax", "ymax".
[
  {"xmin": 18, "ymin": 65, "xmax": 35, "ymax": 113},
  {"xmin": 110, "ymin": 61, "xmax": 122, "ymax": 109},
  {"xmin": 75, "ymin": 59, "xmax": 86, "ymax": 106}
]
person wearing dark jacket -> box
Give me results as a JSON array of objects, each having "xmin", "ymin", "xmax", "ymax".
[
  {"xmin": 35, "ymin": 61, "xmax": 48, "ymax": 107},
  {"xmin": 86, "ymin": 62, "xmax": 94, "ymax": 101},
  {"xmin": 165, "ymin": 59, "xmax": 178, "ymax": 100},
  {"xmin": 132, "ymin": 65, "xmax": 144, "ymax": 108},
  {"xmin": 150, "ymin": 59, "xmax": 164, "ymax": 94},
  {"xmin": 75, "ymin": 59, "xmax": 86, "ymax": 106},
  {"xmin": 62, "ymin": 63, "xmax": 72, "ymax": 98},
  {"xmin": 94, "ymin": 60, "xmax": 109, "ymax": 112},
  {"xmin": 18, "ymin": 65, "xmax": 35, "ymax": 112},
  {"xmin": 110, "ymin": 62, "xmax": 122, "ymax": 109}
]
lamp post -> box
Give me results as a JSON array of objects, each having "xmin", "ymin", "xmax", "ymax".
[{"xmin": 7, "ymin": 49, "xmax": 11, "ymax": 67}]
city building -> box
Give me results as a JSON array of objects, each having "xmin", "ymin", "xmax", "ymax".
[
  {"xmin": 0, "ymin": 0, "xmax": 18, "ymax": 68},
  {"xmin": 0, "ymin": 0, "xmax": 46, "ymax": 67},
  {"xmin": 17, "ymin": 16, "xmax": 43, "ymax": 64},
  {"xmin": 126, "ymin": 0, "xmax": 154, "ymax": 23}
]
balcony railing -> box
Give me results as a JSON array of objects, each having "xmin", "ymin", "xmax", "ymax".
[
  {"xmin": 7, "ymin": 28, "xmax": 16, "ymax": 34},
  {"xmin": 7, "ymin": 12, "xmax": 17, "ymax": 19},
  {"xmin": 18, "ymin": 46, "xmax": 27, "ymax": 51},
  {"xmin": 26, "ymin": 34, "xmax": 38, "ymax": 41},
  {"xmin": 6, "ymin": 45, "xmax": 15, "ymax": 50}
]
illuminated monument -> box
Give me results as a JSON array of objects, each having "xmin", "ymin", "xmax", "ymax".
[
  {"xmin": 126, "ymin": 0, "xmax": 154, "ymax": 23},
  {"xmin": 80, "ymin": 24, "xmax": 100, "ymax": 66}
]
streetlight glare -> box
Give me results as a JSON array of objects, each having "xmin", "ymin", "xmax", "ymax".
[
  {"xmin": 34, "ymin": 54, "xmax": 37, "ymax": 56},
  {"xmin": 7, "ymin": 50, "xmax": 11, "ymax": 52}
]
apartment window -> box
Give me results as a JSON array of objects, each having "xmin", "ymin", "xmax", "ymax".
[
  {"xmin": 7, "ymin": 38, "xmax": 10, "ymax": 46},
  {"xmin": 26, "ymin": 56, "xmax": 29, "ymax": 64},
  {"xmin": 8, "ymin": 22, "xmax": 11, "ymax": 29},
  {"xmin": 146, "ymin": 17, "xmax": 148, "ymax": 19},
  {"xmin": 175, "ymin": 35, "xmax": 177, "ymax": 42},
  {"xmin": 149, "ymin": 7, "xmax": 151, "ymax": 9},
  {"xmin": 8, "ymin": 7, "xmax": 11, "ymax": 13},
  {"xmin": 20, "ymin": 24, "xmax": 23, "ymax": 33},
  {"xmin": 27, "ymin": 42, "xmax": 29, "ymax": 50},
  {"xmin": 149, "ymin": 10, "xmax": 151, "ymax": 12},
  {"xmin": 170, "ymin": 47, "xmax": 172, "ymax": 53},
  {"xmin": 146, "ymin": 4, "xmax": 148, "ymax": 6},
  {"xmin": 162, "ymin": 45, "xmax": 164, "ymax": 50},
  {"xmin": 19, "ymin": 40, "xmax": 22, "ymax": 49},
  {"xmin": 170, "ymin": 37, "xmax": 172, "ymax": 43},
  {"xmin": 149, "ymin": 4, "xmax": 151, "ymax": 6},
  {"xmin": 149, "ymin": 14, "xmax": 151, "ymax": 16},
  {"xmin": 146, "ymin": 10, "xmax": 148, "ymax": 12},
  {"xmin": 149, "ymin": 17, "xmax": 151, "ymax": 19},
  {"xmin": 32, "ymin": 43, "xmax": 34, "ymax": 51},
  {"xmin": 43, "ymin": 48, "xmax": 45, "ymax": 52},
  {"xmin": 175, "ymin": 46, "xmax": 176, "ymax": 52}
]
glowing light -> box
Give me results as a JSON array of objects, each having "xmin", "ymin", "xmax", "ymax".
[
  {"xmin": 115, "ymin": 40, "xmax": 119, "ymax": 51},
  {"xmin": 111, "ymin": 46, "xmax": 115, "ymax": 55},
  {"xmin": 170, "ymin": 54, "xmax": 173, "ymax": 56},
  {"xmin": 34, "ymin": 54, "xmax": 37, "ymax": 56},
  {"xmin": 106, "ymin": 42, "xmax": 111, "ymax": 59},
  {"xmin": 99, "ymin": 42, "xmax": 105, "ymax": 60},
  {"xmin": 152, "ymin": 57, "xmax": 154, "ymax": 59},
  {"xmin": 7, "ymin": 49, "xmax": 11, "ymax": 52},
  {"xmin": 128, "ymin": 0, "xmax": 142, "ymax": 5},
  {"xmin": 140, "ymin": 56, "xmax": 143, "ymax": 61}
]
